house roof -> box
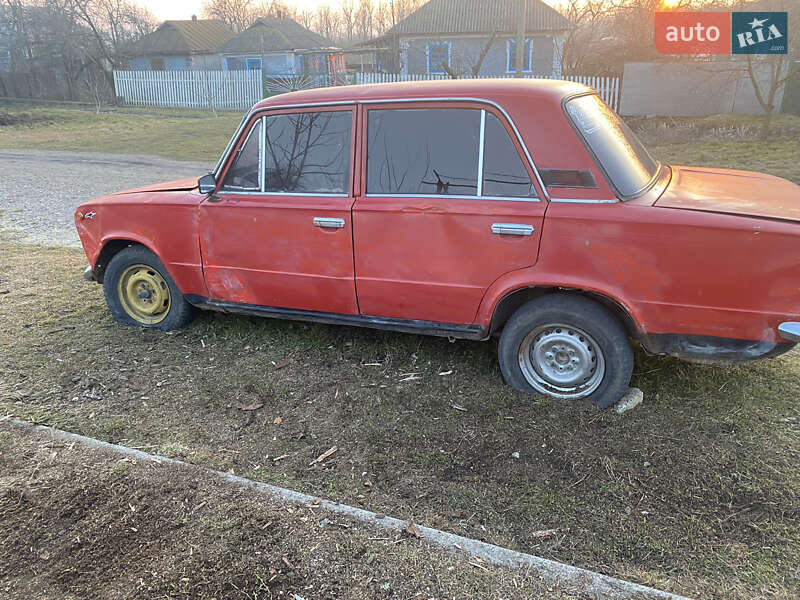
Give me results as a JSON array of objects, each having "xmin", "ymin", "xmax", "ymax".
[
  {"xmin": 216, "ymin": 17, "xmax": 333, "ymax": 54},
  {"xmin": 130, "ymin": 19, "xmax": 235, "ymax": 56},
  {"xmin": 385, "ymin": 0, "xmax": 572, "ymax": 36}
]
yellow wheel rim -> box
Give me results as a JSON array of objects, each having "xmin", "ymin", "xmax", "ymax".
[{"xmin": 117, "ymin": 264, "xmax": 171, "ymax": 325}]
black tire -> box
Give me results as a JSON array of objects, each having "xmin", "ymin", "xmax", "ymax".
[
  {"xmin": 103, "ymin": 245, "xmax": 196, "ymax": 331},
  {"xmin": 498, "ymin": 294, "xmax": 633, "ymax": 409}
]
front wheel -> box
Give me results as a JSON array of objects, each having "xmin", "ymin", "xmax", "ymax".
[
  {"xmin": 103, "ymin": 245, "xmax": 196, "ymax": 331},
  {"xmin": 498, "ymin": 295, "xmax": 633, "ymax": 408}
]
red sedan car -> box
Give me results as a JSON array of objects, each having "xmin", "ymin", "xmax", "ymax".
[{"xmin": 75, "ymin": 79, "xmax": 800, "ymax": 408}]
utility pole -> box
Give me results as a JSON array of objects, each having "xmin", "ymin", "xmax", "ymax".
[{"xmin": 515, "ymin": 0, "xmax": 526, "ymax": 76}]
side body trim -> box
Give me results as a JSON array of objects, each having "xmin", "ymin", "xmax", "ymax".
[{"xmin": 185, "ymin": 296, "xmax": 489, "ymax": 340}]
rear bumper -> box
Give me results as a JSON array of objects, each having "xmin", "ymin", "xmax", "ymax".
[
  {"xmin": 779, "ymin": 322, "xmax": 800, "ymax": 343},
  {"xmin": 83, "ymin": 265, "xmax": 95, "ymax": 282}
]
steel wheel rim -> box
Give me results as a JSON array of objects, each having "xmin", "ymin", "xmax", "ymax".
[
  {"xmin": 518, "ymin": 323, "xmax": 606, "ymax": 399},
  {"xmin": 117, "ymin": 264, "xmax": 171, "ymax": 325}
]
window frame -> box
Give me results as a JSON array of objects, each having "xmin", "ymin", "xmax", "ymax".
[
  {"xmin": 426, "ymin": 41, "xmax": 451, "ymax": 74},
  {"xmin": 362, "ymin": 101, "xmax": 541, "ymax": 203},
  {"xmin": 506, "ymin": 39, "xmax": 532, "ymax": 73},
  {"xmin": 220, "ymin": 117, "xmax": 264, "ymax": 192},
  {"xmin": 216, "ymin": 105, "xmax": 357, "ymax": 198}
]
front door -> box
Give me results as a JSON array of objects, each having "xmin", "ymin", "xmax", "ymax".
[
  {"xmin": 199, "ymin": 106, "xmax": 359, "ymax": 314},
  {"xmin": 352, "ymin": 103, "xmax": 547, "ymax": 324}
]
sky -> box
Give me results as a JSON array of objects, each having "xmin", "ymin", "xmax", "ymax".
[{"xmin": 136, "ymin": 0, "xmax": 565, "ymax": 22}]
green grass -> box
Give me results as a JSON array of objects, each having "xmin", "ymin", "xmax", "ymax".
[{"xmin": 0, "ymin": 107, "xmax": 241, "ymax": 163}]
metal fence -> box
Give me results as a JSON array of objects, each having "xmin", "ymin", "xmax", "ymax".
[{"xmin": 113, "ymin": 70, "xmax": 620, "ymax": 112}]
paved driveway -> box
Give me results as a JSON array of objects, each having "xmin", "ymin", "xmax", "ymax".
[{"xmin": 0, "ymin": 150, "xmax": 210, "ymax": 248}]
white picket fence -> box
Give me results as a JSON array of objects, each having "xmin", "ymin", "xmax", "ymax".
[
  {"xmin": 113, "ymin": 70, "xmax": 620, "ymax": 112},
  {"xmin": 113, "ymin": 70, "xmax": 263, "ymax": 110},
  {"xmin": 353, "ymin": 72, "xmax": 620, "ymax": 111}
]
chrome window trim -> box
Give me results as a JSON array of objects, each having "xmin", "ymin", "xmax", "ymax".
[
  {"xmin": 361, "ymin": 97, "xmax": 549, "ymax": 201},
  {"xmin": 477, "ymin": 109, "xmax": 486, "ymax": 197},
  {"xmin": 212, "ymin": 101, "xmax": 357, "ymax": 179},
  {"xmin": 220, "ymin": 118, "xmax": 263, "ymax": 193},
  {"xmin": 219, "ymin": 191, "xmax": 350, "ymax": 198},
  {"xmin": 364, "ymin": 193, "xmax": 540, "ymax": 203},
  {"xmin": 550, "ymin": 197, "xmax": 618, "ymax": 204},
  {"xmin": 259, "ymin": 115, "xmax": 266, "ymax": 192},
  {"xmin": 214, "ymin": 97, "xmax": 551, "ymax": 202}
]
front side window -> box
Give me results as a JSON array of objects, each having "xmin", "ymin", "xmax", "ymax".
[
  {"xmin": 482, "ymin": 113, "xmax": 536, "ymax": 198},
  {"xmin": 367, "ymin": 108, "xmax": 480, "ymax": 196},
  {"xmin": 264, "ymin": 111, "xmax": 352, "ymax": 194},
  {"xmin": 222, "ymin": 118, "xmax": 262, "ymax": 191},
  {"xmin": 565, "ymin": 94, "xmax": 659, "ymax": 198},
  {"xmin": 427, "ymin": 42, "xmax": 450, "ymax": 74}
]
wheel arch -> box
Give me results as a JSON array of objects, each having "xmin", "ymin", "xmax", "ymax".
[
  {"xmin": 488, "ymin": 286, "xmax": 641, "ymax": 340},
  {"xmin": 93, "ymin": 238, "xmax": 160, "ymax": 283}
]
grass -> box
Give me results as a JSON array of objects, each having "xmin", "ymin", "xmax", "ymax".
[
  {"xmin": 632, "ymin": 114, "xmax": 800, "ymax": 182},
  {"xmin": 0, "ymin": 425, "xmax": 576, "ymax": 600},
  {"xmin": 0, "ymin": 107, "xmax": 241, "ymax": 163},
  {"xmin": 2, "ymin": 107, "xmax": 800, "ymax": 182},
  {"xmin": 0, "ymin": 237, "xmax": 798, "ymax": 600}
]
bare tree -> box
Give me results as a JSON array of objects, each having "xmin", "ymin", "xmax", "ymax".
[{"xmin": 202, "ymin": 0, "xmax": 253, "ymax": 32}]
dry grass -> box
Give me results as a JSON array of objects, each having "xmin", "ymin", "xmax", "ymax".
[
  {"xmin": 0, "ymin": 237, "xmax": 798, "ymax": 600},
  {"xmin": 0, "ymin": 425, "xmax": 575, "ymax": 599}
]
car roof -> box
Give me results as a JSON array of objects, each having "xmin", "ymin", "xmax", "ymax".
[{"xmin": 253, "ymin": 78, "xmax": 592, "ymax": 110}]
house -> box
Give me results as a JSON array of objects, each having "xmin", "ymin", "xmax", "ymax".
[
  {"xmin": 129, "ymin": 17, "xmax": 235, "ymax": 71},
  {"xmin": 215, "ymin": 17, "xmax": 343, "ymax": 75},
  {"xmin": 374, "ymin": 0, "xmax": 572, "ymax": 77}
]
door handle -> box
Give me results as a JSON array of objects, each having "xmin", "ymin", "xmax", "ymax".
[
  {"xmin": 313, "ymin": 217, "xmax": 345, "ymax": 229},
  {"xmin": 491, "ymin": 223, "xmax": 534, "ymax": 236}
]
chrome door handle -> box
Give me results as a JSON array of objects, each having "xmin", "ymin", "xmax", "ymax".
[
  {"xmin": 313, "ymin": 217, "xmax": 345, "ymax": 229},
  {"xmin": 491, "ymin": 223, "xmax": 534, "ymax": 236}
]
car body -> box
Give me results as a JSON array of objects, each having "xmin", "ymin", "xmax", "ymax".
[{"xmin": 75, "ymin": 79, "xmax": 800, "ymax": 407}]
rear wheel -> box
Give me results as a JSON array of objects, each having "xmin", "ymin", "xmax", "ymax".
[
  {"xmin": 498, "ymin": 294, "xmax": 633, "ymax": 408},
  {"xmin": 103, "ymin": 245, "xmax": 195, "ymax": 331}
]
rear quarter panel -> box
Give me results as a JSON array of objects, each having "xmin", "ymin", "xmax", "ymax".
[{"xmin": 478, "ymin": 201, "xmax": 800, "ymax": 343}]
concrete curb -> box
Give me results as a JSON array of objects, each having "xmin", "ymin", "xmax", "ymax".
[{"xmin": 3, "ymin": 418, "xmax": 692, "ymax": 600}]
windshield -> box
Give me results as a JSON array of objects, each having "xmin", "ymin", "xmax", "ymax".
[{"xmin": 565, "ymin": 95, "xmax": 659, "ymax": 199}]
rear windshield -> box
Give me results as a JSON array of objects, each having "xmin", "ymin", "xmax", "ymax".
[{"xmin": 565, "ymin": 95, "xmax": 659, "ymax": 198}]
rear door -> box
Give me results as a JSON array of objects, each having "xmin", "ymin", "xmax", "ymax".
[
  {"xmin": 199, "ymin": 106, "xmax": 359, "ymax": 314},
  {"xmin": 352, "ymin": 102, "xmax": 547, "ymax": 324}
]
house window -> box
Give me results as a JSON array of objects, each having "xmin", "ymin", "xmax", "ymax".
[
  {"xmin": 427, "ymin": 42, "xmax": 450, "ymax": 74},
  {"xmin": 246, "ymin": 57, "xmax": 262, "ymax": 71},
  {"xmin": 150, "ymin": 58, "xmax": 165, "ymax": 71},
  {"xmin": 507, "ymin": 39, "xmax": 532, "ymax": 73}
]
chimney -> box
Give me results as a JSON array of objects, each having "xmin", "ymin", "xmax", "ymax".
[{"xmin": 191, "ymin": 14, "xmax": 197, "ymax": 21}]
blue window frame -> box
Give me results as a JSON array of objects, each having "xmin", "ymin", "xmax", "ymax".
[
  {"xmin": 427, "ymin": 42, "xmax": 450, "ymax": 74},
  {"xmin": 507, "ymin": 39, "xmax": 532, "ymax": 72},
  {"xmin": 246, "ymin": 57, "xmax": 262, "ymax": 71}
]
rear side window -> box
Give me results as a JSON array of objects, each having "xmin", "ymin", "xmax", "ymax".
[
  {"xmin": 482, "ymin": 113, "xmax": 535, "ymax": 198},
  {"xmin": 223, "ymin": 118, "xmax": 262, "ymax": 191},
  {"xmin": 367, "ymin": 108, "xmax": 480, "ymax": 196},
  {"xmin": 265, "ymin": 111, "xmax": 352, "ymax": 194}
]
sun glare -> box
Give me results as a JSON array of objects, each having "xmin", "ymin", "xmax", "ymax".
[{"xmin": 660, "ymin": 0, "xmax": 682, "ymax": 8}]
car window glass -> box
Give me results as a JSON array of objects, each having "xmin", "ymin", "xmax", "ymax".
[
  {"xmin": 367, "ymin": 108, "xmax": 480, "ymax": 196},
  {"xmin": 566, "ymin": 94, "xmax": 659, "ymax": 198},
  {"xmin": 222, "ymin": 118, "xmax": 262, "ymax": 191},
  {"xmin": 265, "ymin": 111, "xmax": 352, "ymax": 194},
  {"xmin": 482, "ymin": 113, "xmax": 536, "ymax": 198}
]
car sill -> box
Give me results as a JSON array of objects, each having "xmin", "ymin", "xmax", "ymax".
[{"xmin": 185, "ymin": 296, "xmax": 489, "ymax": 341}]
